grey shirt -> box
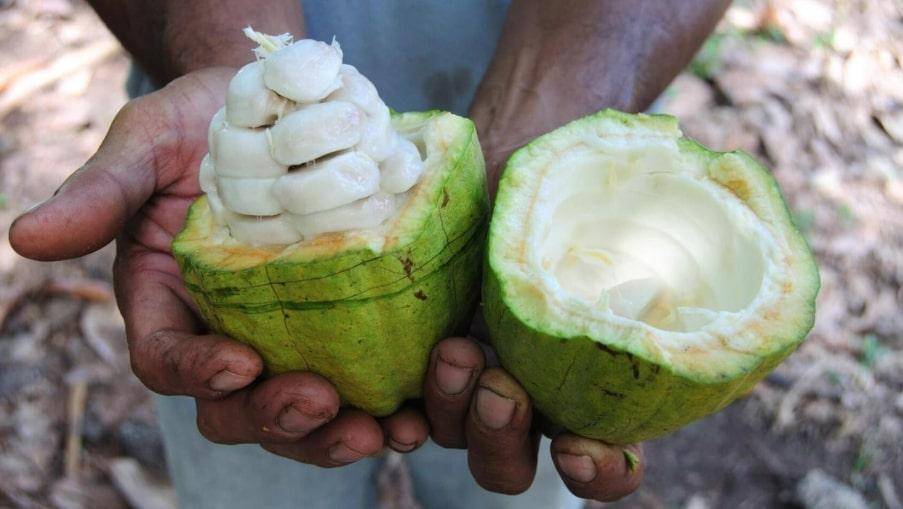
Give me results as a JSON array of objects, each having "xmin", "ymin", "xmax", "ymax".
[
  {"xmin": 302, "ymin": 0, "xmax": 509, "ymax": 114},
  {"xmin": 128, "ymin": 1, "xmax": 510, "ymax": 115}
]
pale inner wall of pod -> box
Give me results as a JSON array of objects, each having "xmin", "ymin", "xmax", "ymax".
[
  {"xmin": 531, "ymin": 146, "xmax": 775, "ymax": 333},
  {"xmin": 201, "ymin": 28, "xmax": 427, "ymax": 247},
  {"xmin": 520, "ymin": 128, "xmax": 786, "ymax": 340}
]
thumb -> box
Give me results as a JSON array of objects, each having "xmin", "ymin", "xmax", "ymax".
[{"xmin": 10, "ymin": 101, "xmax": 158, "ymax": 261}]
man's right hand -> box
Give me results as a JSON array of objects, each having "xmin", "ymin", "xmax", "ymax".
[{"xmin": 9, "ymin": 68, "xmax": 408, "ymax": 466}]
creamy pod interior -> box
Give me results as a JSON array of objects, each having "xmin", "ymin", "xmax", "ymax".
[
  {"xmin": 484, "ymin": 110, "xmax": 819, "ymax": 444},
  {"xmin": 174, "ymin": 29, "xmax": 488, "ymax": 416}
]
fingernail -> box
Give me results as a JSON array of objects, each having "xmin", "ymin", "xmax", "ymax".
[
  {"xmin": 556, "ymin": 453, "xmax": 597, "ymax": 483},
  {"xmin": 328, "ymin": 443, "xmax": 364, "ymax": 464},
  {"xmin": 387, "ymin": 438, "xmax": 418, "ymax": 452},
  {"xmin": 475, "ymin": 387, "xmax": 515, "ymax": 429},
  {"xmin": 208, "ymin": 370, "xmax": 251, "ymax": 392},
  {"xmin": 277, "ymin": 405, "xmax": 326, "ymax": 434},
  {"xmin": 436, "ymin": 356, "xmax": 472, "ymax": 395}
]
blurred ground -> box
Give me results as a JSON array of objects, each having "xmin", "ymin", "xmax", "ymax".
[{"xmin": 0, "ymin": 1, "xmax": 900, "ymax": 508}]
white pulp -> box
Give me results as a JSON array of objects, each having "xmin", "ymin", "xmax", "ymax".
[
  {"xmin": 201, "ymin": 28, "xmax": 425, "ymax": 246},
  {"xmin": 532, "ymin": 151, "xmax": 769, "ymax": 333}
]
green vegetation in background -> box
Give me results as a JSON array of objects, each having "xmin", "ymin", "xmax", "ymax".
[
  {"xmin": 836, "ymin": 204, "xmax": 855, "ymax": 227},
  {"xmin": 690, "ymin": 33, "xmax": 728, "ymax": 80},
  {"xmin": 813, "ymin": 30, "xmax": 837, "ymax": 49},
  {"xmin": 858, "ymin": 334, "xmax": 886, "ymax": 369},
  {"xmin": 791, "ymin": 209, "xmax": 815, "ymax": 239},
  {"xmin": 690, "ymin": 11, "xmax": 838, "ymax": 81}
]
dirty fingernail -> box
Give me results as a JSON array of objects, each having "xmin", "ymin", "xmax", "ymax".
[
  {"xmin": 387, "ymin": 438, "xmax": 417, "ymax": 452},
  {"xmin": 209, "ymin": 370, "xmax": 251, "ymax": 392},
  {"xmin": 436, "ymin": 357, "xmax": 472, "ymax": 395},
  {"xmin": 556, "ymin": 453, "xmax": 597, "ymax": 483},
  {"xmin": 277, "ymin": 405, "xmax": 325, "ymax": 434},
  {"xmin": 328, "ymin": 443, "xmax": 364, "ymax": 464},
  {"xmin": 475, "ymin": 387, "xmax": 515, "ymax": 429}
]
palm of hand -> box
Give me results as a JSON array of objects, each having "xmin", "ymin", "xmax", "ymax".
[{"xmin": 114, "ymin": 70, "xmax": 229, "ymax": 353}]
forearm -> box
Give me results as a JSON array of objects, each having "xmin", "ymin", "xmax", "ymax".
[
  {"xmin": 88, "ymin": 0, "xmax": 305, "ymax": 84},
  {"xmin": 471, "ymin": 0, "xmax": 730, "ymax": 189}
]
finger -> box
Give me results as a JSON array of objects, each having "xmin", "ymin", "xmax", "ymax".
[
  {"xmin": 261, "ymin": 409, "xmax": 384, "ymax": 467},
  {"xmin": 465, "ymin": 368, "xmax": 539, "ymax": 495},
  {"xmin": 248, "ymin": 372, "xmax": 340, "ymax": 441},
  {"xmin": 10, "ymin": 98, "xmax": 159, "ymax": 261},
  {"xmin": 116, "ymin": 250, "xmax": 262, "ymax": 399},
  {"xmin": 423, "ymin": 337, "xmax": 485, "ymax": 448},
  {"xmin": 9, "ymin": 69, "xmax": 229, "ymax": 262},
  {"xmin": 195, "ymin": 372, "xmax": 340, "ymax": 444},
  {"xmin": 131, "ymin": 329, "xmax": 263, "ymax": 399},
  {"xmin": 551, "ymin": 435, "xmax": 644, "ymax": 502},
  {"xmin": 380, "ymin": 407, "xmax": 430, "ymax": 453}
]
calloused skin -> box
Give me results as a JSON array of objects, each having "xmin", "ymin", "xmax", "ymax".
[{"xmin": 10, "ymin": 0, "xmax": 729, "ymax": 501}]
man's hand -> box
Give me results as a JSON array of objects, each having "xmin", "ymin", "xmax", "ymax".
[
  {"xmin": 455, "ymin": 0, "xmax": 732, "ymax": 500},
  {"xmin": 423, "ymin": 337, "xmax": 645, "ymax": 500},
  {"xmin": 471, "ymin": 0, "xmax": 731, "ymax": 194},
  {"xmin": 9, "ymin": 68, "xmax": 421, "ymax": 466}
]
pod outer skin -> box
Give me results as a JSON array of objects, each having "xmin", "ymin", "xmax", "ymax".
[
  {"xmin": 482, "ymin": 109, "xmax": 819, "ymax": 445},
  {"xmin": 173, "ymin": 111, "xmax": 488, "ymax": 416}
]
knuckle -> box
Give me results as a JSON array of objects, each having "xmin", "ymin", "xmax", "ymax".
[
  {"xmin": 127, "ymin": 348, "xmax": 149, "ymax": 382},
  {"xmin": 169, "ymin": 343, "xmax": 198, "ymax": 384},
  {"xmin": 167, "ymin": 335, "xmax": 215, "ymax": 387},
  {"xmin": 259, "ymin": 442, "xmax": 289, "ymax": 458},
  {"xmin": 435, "ymin": 337, "xmax": 485, "ymax": 367},
  {"xmin": 259, "ymin": 442, "xmax": 279, "ymax": 454},
  {"xmin": 479, "ymin": 368, "xmax": 527, "ymax": 399},
  {"xmin": 127, "ymin": 342, "xmax": 167, "ymax": 393},
  {"xmin": 477, "ymin": 367, "xmax": 505, "ymax": 383},
  {"xmin": 116, "ymin": 98, "xmax": 149, "ymax": 124},
  {"xmin": 128, "ymin": 329, "xmax": 208, "ymax": 396},
  {"xmin": 196, "ymin": 412, "xmax": 229, "ymax": 444},
  {"xmin": 260, "ymin": 443, "xmax": 324, "ymax": 467},
  {"xmin": 162, "ymin": 337, "xmax": 186, "ymax": 373}
]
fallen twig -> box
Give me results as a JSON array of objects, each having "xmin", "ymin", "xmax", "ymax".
[
  {"xmin": 45, "ymin": 277, "xmax": 115, "ymax": 303},
  {"xmin": 0, "ymin": 277, "xmax": 114, "ymax": 333},
  {"xmin": 64, "ymin": 380, "xmax": 89, "ymax": 479},
  {"xmin": 79, "ymin": 303, "xmax": 123, "ymax": 366},
  {"xmin": 0, "ymin": 57, "xmax": 47, "ymax": 93},
  {"xmin": 0, "ymin": 280, "xmax": 43, "ymax": 331}
]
